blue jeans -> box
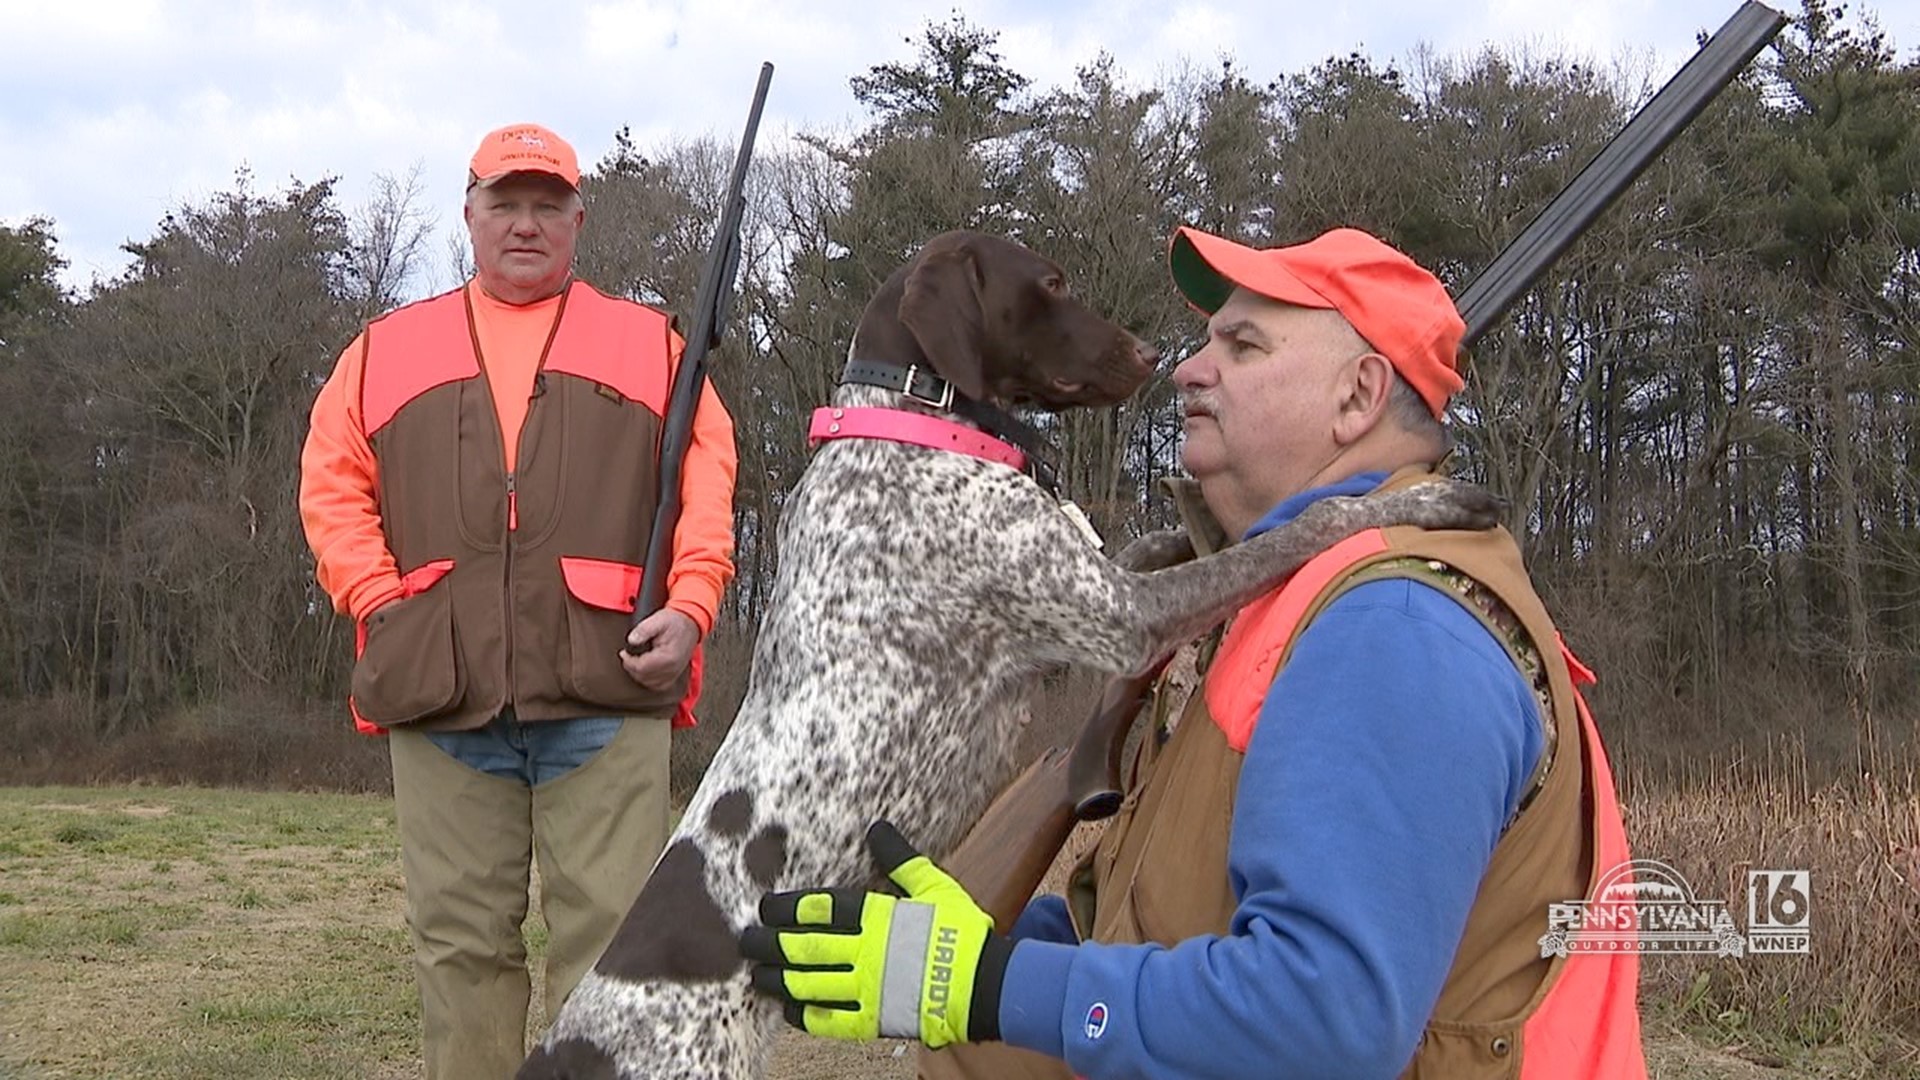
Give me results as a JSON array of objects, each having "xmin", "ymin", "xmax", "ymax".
[{"xmin": 424, "ymin": 710, "xmax": 623, "ymax": 786}]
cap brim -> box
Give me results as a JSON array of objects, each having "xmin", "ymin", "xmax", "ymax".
[
  {"xmin": 469, "ymin": 166, "xmax": 579, "ymax": 191},
  {"xmin": 1169, "ymin": 226, "xmax": 1337, "ymax": 315}
]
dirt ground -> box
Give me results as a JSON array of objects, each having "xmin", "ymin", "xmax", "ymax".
[{"xmin": 769, "ymin": 1032, "xmax": 914, "ymax": 1079}]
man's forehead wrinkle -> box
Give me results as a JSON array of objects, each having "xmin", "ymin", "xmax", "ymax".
[{"xmin": 1210, "ymin": 317, "xmax": 1269, "ymax": 345}]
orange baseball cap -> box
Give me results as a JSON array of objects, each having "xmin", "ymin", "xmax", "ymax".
[
  {"xmin": 468, "ymin": 123, "xmax": 581, "ymax": 191},
  {"xmin": 1169, "ymin": 226, "xmax": 1466, "ymax": 417}
]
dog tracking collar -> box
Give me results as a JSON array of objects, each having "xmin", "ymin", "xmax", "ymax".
[
  {"xmin": 808, "ymin": 407, "xmax": 1027, "ymax": 472},
  {"xmin": 838, "ymin": 359, "xmax": 1062, "ymax": 494}
]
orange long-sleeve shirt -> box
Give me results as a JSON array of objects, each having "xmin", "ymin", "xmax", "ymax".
[{"xmin": 298, "ymin": 281, "xmax": 737, "ymax": 635}]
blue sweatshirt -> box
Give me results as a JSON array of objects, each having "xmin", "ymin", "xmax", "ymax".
[{"xmin": 997, "ymin": 473, "xmax": 1545, "ymax": 1079}]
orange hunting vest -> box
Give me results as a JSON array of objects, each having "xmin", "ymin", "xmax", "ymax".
[
  {"xmin": 923, "ymin": 469, "xmax": 1646, "ymax": 1080},
  {"xmin": 348, "ymin": 282, "xmax": 696, "ymax": 733},
  {"xmin": 1187, "ymin": 518, "xmax": 1645, "ymax": 1078}
]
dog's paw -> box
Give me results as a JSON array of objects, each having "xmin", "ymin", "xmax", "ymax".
[
  {"xmin": 1383, "ymin": 479, "xmax": 1506, "ymax": 531},
  {"xmin": 1308, "ymin": 480, "xmax": 1506, "ymax": 535},
  {"xmin": 1114, "ymin": 529, "xmax": 1195, "ymax": 572}
]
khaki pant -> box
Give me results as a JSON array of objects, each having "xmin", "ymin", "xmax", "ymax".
[{"xmin": 389, "ymin": 716, "xmax": 671, "ymax": 1080}]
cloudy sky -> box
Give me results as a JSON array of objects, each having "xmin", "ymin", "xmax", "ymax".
[{"xmin": 6, "ymin": 0, "xmax": 1915, "ymax": 294}]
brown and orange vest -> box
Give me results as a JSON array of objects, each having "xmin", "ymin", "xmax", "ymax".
[
  {"xmin": 923, "ymin": 469, "xmax": 1645, "ymax": 1080},
  {"xmin": 347, "ymin": 282, "xmax": 702, "ymax": 733}
]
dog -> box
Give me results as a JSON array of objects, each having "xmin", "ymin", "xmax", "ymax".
[{"xmin": 517, "ymin": 231, "xmax": 1499, "ymax": 1078}]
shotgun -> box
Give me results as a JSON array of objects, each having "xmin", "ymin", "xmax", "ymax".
[
  {"xmin": 627, "ymin": 62, "xmax": 774, "ymax": 651},
  {"xmin": 944, "ymin": 1, "xmax": 1787, "ymax": 930}
]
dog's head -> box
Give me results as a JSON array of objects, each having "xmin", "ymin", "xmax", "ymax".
[{"xmin": 857, "ymin": 231, "xmax": 1158, "ymax": 410}]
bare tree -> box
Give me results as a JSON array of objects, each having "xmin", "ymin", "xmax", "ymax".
[{"xmin": 348, "ymin": 162, "xmax": 437, "ymax": 316}]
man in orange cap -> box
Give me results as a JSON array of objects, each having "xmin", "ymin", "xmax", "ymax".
[
  {"xmin": 299, "ymin": 123, "xmax": 737, "ymax": 1077},
  {"xmin": 749, "ymin": 227, "xmax": 1644, "ymax": 1079}
]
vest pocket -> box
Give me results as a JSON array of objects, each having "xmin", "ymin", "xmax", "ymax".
[
  {"xmin": 558, "ymin": 556, "xmax": 661, "ymax": 710},
  {"xmin": 1405, "ymin": 1019, "xmax": 1524, "ymax": 1078},
  {"xmin": 351, "ymin": 572, "xmax": 463, "ymax": 726}
]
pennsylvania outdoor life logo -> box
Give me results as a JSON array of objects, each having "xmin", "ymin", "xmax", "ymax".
[{"xmin": 1539, "ymin": 859, "xmax": 1811, "ymax": 958}]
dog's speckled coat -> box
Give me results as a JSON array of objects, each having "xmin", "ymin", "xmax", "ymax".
[{"xmin": 518, "ymin": 233, "xmax": 1498, "ymax": 1079}]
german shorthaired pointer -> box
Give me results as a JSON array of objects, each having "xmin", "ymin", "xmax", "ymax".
[{"xmin": 518, "ymin": 232, "xmax": 1499, "ymax": 1078}]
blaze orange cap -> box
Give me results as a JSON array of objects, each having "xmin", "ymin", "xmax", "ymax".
[
  {"xmin": 1169, "ymin": 226, "xmax": 1466, "ymax": 418},
  {"xmin": 468, "ymin": 123, "xmax": 581, "ymax": 191}
]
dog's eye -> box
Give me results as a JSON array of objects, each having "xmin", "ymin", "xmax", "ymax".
[{"xmin": 1042, "ymin": 276, "xmax": 1069, "ymax": 297}]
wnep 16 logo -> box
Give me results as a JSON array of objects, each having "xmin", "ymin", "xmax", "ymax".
[
  {"xmin": 1538, "ymin": 860, "xmax": 1810, "ymax": 958},
  {"xmin": 1746, "ymin": 868, "xmax": 1812, "ymax": 954}
]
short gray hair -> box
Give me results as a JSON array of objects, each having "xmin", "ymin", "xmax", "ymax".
[
  {"xmin": 1387, "ymin": 373, "xmax": 1454, "ymax": 456},
  {"xmin": 1326, "ymin": 309, "xmax": 1454, "ymax": 457}
]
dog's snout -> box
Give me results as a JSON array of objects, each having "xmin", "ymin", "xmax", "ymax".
[{"xmin": 1132, "ymin": 337, "xmax": 1162, "ymax": 373}]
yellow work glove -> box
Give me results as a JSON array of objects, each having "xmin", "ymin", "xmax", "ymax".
[{"xmin": 739, "ymin": 820, "xmax": 1011, "ymax": 1048}]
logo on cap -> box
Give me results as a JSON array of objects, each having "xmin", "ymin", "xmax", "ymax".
[{"xmin": 469, "ymin": 123, "xmax": 581, "ymax": 190}]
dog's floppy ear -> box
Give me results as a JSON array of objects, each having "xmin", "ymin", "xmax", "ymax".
[{"xmin": 898, "ymin": 246, "xmax": 988, "ymax": 402}]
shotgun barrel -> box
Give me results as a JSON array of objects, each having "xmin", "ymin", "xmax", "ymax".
[
  {"xmin": 630, "ymin": 62, "xmax": 775, "ymax": 635},
  {"xmin": 1454, "ymin": 1, "xmax": 1787, "ymax": 344}
]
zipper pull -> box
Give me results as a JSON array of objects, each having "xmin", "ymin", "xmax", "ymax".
[{"xmin": 506, "ymin": 473, "xmax": 518, "ymax": 532}]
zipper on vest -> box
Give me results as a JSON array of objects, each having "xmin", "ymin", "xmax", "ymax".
[
  {"xmin": 503, "ymin": 470, "xmax": 517, "ymax": 708},
  {"xmin": 463, "ymin": 281, "xmax": 568, "ymax": 718}
]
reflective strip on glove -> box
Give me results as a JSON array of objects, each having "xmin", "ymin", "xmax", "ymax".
[{"xmin": 740, "ymin": 820, "xmax": 1011, "ymax": 1048}]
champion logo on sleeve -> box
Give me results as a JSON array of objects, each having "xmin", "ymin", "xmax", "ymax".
[{"xmin": 1084, "ymin": 1002, "xmax": 1110, "ymax": 1040}]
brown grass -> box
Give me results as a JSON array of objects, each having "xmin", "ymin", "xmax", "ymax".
[
  {"xmin": 0, "ymin": 629, "xmax": 766, "ymax": 801},
  {"xmin": 0, "ymin": 689, "xmax": 393, "ymax": 794},
  {"xmin": 1, "ymin": 774, "xmax": 1914, "ymax": 1078},
  {"xmin": 6, "ymin": 629, "xmax": 1920, "ymax": 1075},
  {"xmin": 1623, "ymin": 741, "xmax": 1920, "ymax": 1069}
]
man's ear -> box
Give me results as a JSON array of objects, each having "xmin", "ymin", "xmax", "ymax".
[
  {"xmin": 897, "ymin": 247, "xmax": 988, "ymax": 402},
  {"xmin": 1333, "ymin": 351, "xmax": 1394, "ymax": 446}
]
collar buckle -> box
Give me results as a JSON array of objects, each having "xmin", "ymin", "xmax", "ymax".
[{"xmin": 899, "ymin": 365, "xmax": 955, "ymax": 410}]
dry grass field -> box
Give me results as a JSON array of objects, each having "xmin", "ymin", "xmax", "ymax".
[
  {"xmin": 1623, "ymin": 748, "xmax": 1920, "ymax": 1075},
  {"xmin": 0, "ymin": 773, "xmax": 1915, "ymax": 1079}
]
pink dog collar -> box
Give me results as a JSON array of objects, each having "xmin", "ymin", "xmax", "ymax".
[{"xmin": 808, "ymin": 407, "xmax": 1027, "ymax": 472}]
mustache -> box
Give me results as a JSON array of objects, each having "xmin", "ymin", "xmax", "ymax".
[{"xmin": 1180, "ymin": 391, "xmax": 1220, "ymax": 419}]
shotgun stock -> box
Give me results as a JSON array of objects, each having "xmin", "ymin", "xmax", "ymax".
[
  {"xmin": 1065, "ymin": 663, "xmax": 1165, "ymax": 820},
  {"xmin": 944, "ymin": 2, "xmax": 1786, "ymax": 928},
  {"xmin": 948, "ymin": 672, "xmax": 1164, "ymax": 929},
  {"xmin": 942, "ymin": 747, "xmax": 1076, "ymax": 930}
]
